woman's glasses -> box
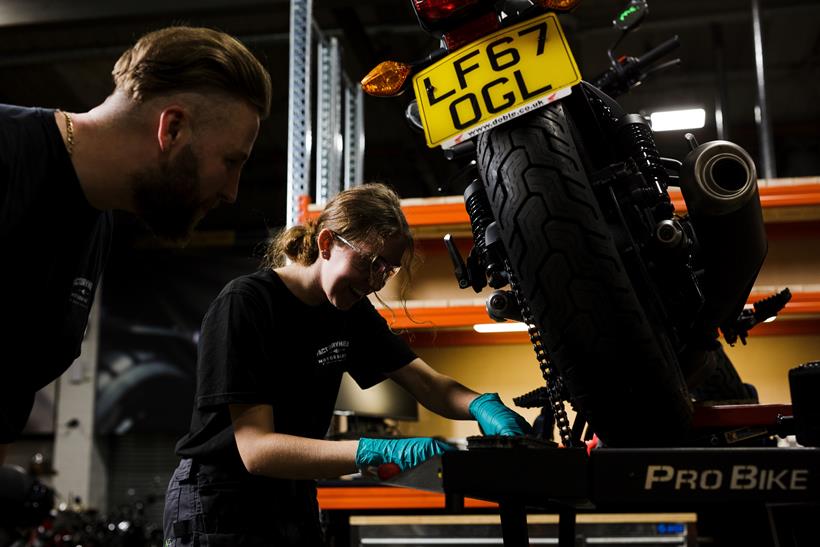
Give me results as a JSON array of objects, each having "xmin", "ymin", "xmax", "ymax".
[{"xmin": 333, "ymin": 232, "xmax": 400, "ymax": 286}]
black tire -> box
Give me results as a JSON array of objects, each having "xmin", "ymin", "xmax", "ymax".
[
  {"xmin": 476, "ymin": 102, "xmax": 692, "ymax": 446},
  {"xmin": 96, "ymin": 361, "xmax": 193, "ymax": 434}
]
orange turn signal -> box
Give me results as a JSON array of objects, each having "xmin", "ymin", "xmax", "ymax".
[
  {"xmin": 361, "ymin": 61, "xmax": 412, "ymax": 97},
  {"xmin": 536, "ymin": 0, "xmax": 581, "ymax": 10}
]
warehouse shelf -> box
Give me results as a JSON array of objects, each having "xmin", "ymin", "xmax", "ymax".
[
  {"xmin": 303, "ymin": 177, "xmax": 820, "ymax": 342},
  {"xmin": 318, "ymin": 487, "xmax": 697, "ymax": 524},
  {"xmin": 377, "ymin": 291, "xmax": 820, "ymax": 327},
  {"xmin": 673, "ymin": 177, "xmax": 820, "ymax": 214},
  {"xmin": 302, "ymin": 177, "xmax": 820, "ymax": 230},
  {"xmin": 374, "ymin": 291, "xmax": 820, "ymax": 345},
  {"xmin": 317, "ymin": 485, "xmax": 495, "ymax": 510}
]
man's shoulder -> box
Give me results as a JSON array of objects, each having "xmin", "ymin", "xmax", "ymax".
[
  {"xmin": 0, "ymin": 103, "xmax": 51, "ymax": 126},
  {"xmin": 0, "ymin": 104, "xmax": 57, "ymax": 163}
]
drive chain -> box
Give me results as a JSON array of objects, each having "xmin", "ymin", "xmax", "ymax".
[{"xmin": 505, "ymin": 259, "xmax": 575, "ymax": 448}]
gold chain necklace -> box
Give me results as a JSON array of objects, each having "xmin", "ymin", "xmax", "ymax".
[{"xmin": 62, "ymin": 111, "xmax": 74, "ymax": 156}]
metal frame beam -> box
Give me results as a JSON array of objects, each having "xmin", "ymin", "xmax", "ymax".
[
  {"xmin": 316, "ymin": 37, "xmax": 343, "ymax": 205},
  {"xmin": 52, "ymin": 292, "xmax": 106, "ymax": 510},
  {"xmin": 752, "ymin": 0, "xmax": 777, "ymax": 180},
  {"xmin": 286, "ymin": 0, "xmax": 313, "ymax": 227},
  {"xmin": 343, "ymin": 81, "xmax": 365, "ymax": 190}
]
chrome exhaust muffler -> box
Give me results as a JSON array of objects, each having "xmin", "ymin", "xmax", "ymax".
[
  {"xmin": 680, "ymin": 140, "xmax": 759, "ymax": 216},
  {"xmin": 679, "ymin": 140, "xmax": 768, "ymax": 333}
]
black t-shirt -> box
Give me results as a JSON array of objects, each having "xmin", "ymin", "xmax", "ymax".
[
  {"xmin": 176, "ymin": 268, "xmax": 417, "ymax": 468},
  {"xmin": 0, "ymin": 104, "xmax": 112, "ymax": 441}
]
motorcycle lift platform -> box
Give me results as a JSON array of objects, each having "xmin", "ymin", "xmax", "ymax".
[{"xmin": 382, "ymin": 405, "xmax": 820, "ymax": 547}]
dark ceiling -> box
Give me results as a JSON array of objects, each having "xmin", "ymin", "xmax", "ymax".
[{"xmin": 1, "ymin": 0, "xmax": 819, "ymax": 241}]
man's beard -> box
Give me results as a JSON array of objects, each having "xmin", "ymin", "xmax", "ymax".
[{"xmin": 131, "ymin": 144, "xmax": 208, "ymax": 244}]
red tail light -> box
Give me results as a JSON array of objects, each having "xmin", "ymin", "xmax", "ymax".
[
  {"xmin": 443, "ymin": 11, "xmax": 500, "ymax": 51},
  {"xmin": 535, "ymin": 0, "xmax": 582, "ymax": 10},
  {"xmin": 413, "ymin": 0, "xmax": 482, "ymax": 25}
]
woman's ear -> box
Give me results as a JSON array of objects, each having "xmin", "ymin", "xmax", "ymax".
[{"xmin": 317, "ymin": 228, "xmax": 334, "ymax": 259}]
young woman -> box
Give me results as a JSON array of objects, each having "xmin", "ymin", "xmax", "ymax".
[{"xmin": 163, "ymin": 183, "xmax": 530, "ymax": 546}]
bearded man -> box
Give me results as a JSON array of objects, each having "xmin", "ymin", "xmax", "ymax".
[{"xmin": 0, "ymin": 26, "xmax": 272, "ymax": 462}]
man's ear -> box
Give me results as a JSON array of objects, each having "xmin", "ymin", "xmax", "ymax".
[{"xmin": 157, "ymin": 106, "xmax": 189, "ymax": 152}]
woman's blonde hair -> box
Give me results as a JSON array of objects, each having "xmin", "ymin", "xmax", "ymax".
[
  {"xmin": 264, "ymin": 183, "xmax": 416, "ymax": 298},
  {"xmin": 112, "ymin": 26, "xmax": 272, "ymax": 118}
]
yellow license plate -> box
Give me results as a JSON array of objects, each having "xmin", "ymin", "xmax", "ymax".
[{"xmin": 412, "ymin": 12, "xmax": 582, "ymax": 149}]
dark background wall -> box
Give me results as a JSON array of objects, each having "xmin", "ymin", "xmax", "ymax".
[{"xmin": 1, "ymin": 0, "xmax": 818, "ymax": 238}]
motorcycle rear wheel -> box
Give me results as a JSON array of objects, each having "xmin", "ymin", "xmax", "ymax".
[{"xmin": 476, "ymin": 102, "xmax": 692, "ymax": 446}]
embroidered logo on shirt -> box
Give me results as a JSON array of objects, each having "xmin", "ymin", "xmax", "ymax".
[
  {"xmin": 316, "ymin": 340, "xmax": 350, "ymax": 367},
  {"xmin": 69, "ymin": 277, "xmax": 94, "ymax": 308}
]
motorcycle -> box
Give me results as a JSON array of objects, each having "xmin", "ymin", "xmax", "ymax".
[
  {"xmin": 361, "ymin": 0, "xmax": 785, "ymax": 447},
  {"xmin": 0, "ymin": 459, "xmax": 164, "ymax": 547}
]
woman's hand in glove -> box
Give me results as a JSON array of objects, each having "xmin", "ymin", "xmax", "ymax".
[
  {"xmin": 355, "ymin": 437, "xmax": 456, "ymax": 472},
  {"xmin": 469, "ymin": 393, "xmax": 531, "ymax": 436}
]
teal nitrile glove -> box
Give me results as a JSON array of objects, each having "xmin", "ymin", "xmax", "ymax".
[
  {"xmin": 355, "ymin": 437, "xmax": 456, "ymax": 472},
  {"xmin": 469, "ymin": 393, "xmax": 532, "ymax": 436}
]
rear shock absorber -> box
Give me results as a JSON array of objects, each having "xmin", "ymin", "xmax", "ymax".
[
  {"xmin": 586, "ymin": 88, "xmax": 672, "ymax": 215},
  {"xmin": 464, "ymin": 180, "xmax": 506, "ymax": 288},
  {"xmin": 464, "ymin": 180, "xmax": 492, "ymax": 256},
  {"xmin": 617, "ymin": 113, "xmax": 674, "ymax": 216}
]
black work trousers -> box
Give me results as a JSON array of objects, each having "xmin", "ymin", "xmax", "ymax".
[{"xmin": 163, "ymin": 458, "xmax": 324, "ymax": 546}]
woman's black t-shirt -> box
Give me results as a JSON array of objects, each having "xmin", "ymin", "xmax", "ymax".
[{"xmin": 176, "ymin": 268, "xmax": 417, "ymax": 469}]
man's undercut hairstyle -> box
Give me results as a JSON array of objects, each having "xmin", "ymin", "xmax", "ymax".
[{"xmin": 112, "ymin": 26, "xmax": 272, "ymax": 118}]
